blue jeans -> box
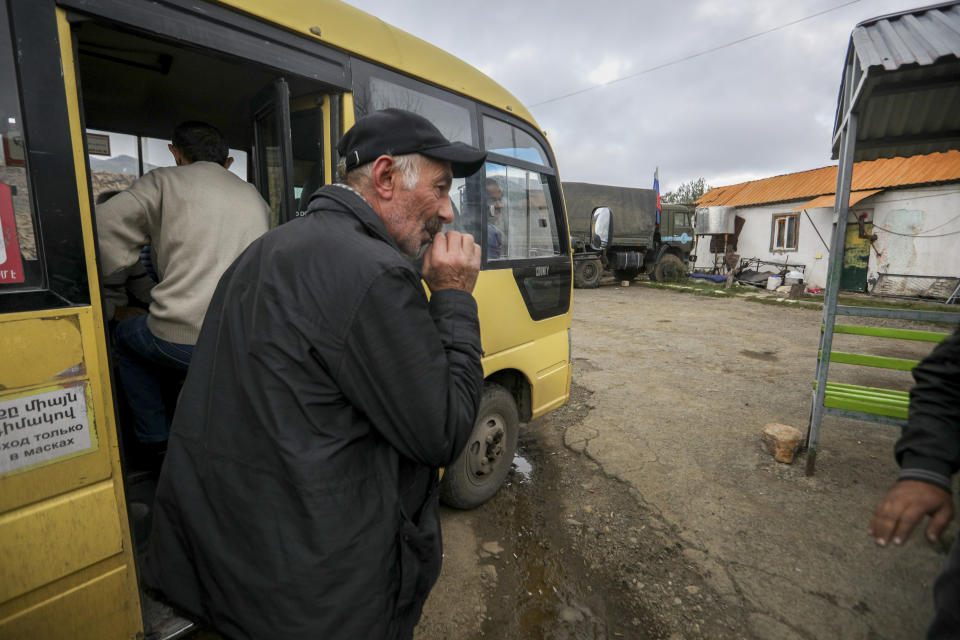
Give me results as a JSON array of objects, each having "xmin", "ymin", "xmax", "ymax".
[{"xmin": 113, "ymin": 315, "xmax": 193, "ymax": 444}]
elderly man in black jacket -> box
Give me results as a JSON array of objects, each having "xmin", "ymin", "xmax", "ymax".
[
  {"xmin": 870, "ymin": 326, "xmax": 960, "ymax": 638},
  {"xmin": 146, "ymin": 109, "xmax": 487, "ymax": 640}
]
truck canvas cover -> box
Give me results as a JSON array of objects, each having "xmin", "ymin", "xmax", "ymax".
[{"xmin": 562, "ymin": 182, "xmax": 657, "ymax": 243}]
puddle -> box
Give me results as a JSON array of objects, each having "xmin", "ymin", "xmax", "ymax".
[
  {"xmin": 511, "ymin": 454, "xmax": 533, "ymax": 483},
  {"xmin": 504, "ymin": 447, "xmax": 606, "ymax": 639},
  {"xmin": 476, "ymin": 427, "xmax": 661, "ymax": 639}
]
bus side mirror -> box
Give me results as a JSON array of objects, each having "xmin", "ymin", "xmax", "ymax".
[{"xmin": 590, "ymin": 207, "xmax": 612, "ymax": 251}]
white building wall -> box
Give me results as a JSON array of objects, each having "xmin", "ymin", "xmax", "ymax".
[
  {"xmin": 694, "ymin": 184, "xmax": 960, "ymax": 290},
  {"xmin": 694, "ymin": 201, "xmax": 833, "ymax": 287},
  {"xmin": 865, "ymin": 185, "xmax": 960, "ymax": 285}
]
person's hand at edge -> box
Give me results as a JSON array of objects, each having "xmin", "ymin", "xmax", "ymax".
[{"xmin": 869, "ymin": 479, "xmax": 953, "ymax": 547}]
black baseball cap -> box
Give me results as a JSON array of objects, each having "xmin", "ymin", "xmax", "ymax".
[{"xmin": 338, "ymin": 108, "xmax": 486, "ymax": 178}]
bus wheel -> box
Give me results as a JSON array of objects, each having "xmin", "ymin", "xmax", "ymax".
[
  {"xmin": 440, "ymin": 384, "xmax": 519, "ymax": 509},
  {"xmin": 574, "ymin": 259, "xmax": 601, "ymax": 288},
  {"xmin": 654, "ymin": 254, "xmax": 687, "ymax": 282}
]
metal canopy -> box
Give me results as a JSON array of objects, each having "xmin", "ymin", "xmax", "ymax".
[
  {"xmin": 831, "ymin": 1, "xmax": 960, "ymax": 162},
  {"xmin": 808, "ymin": 1, "xmax": 960, "ymax": 475}
]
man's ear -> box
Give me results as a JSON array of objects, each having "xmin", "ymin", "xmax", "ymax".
[
  {"xmin": 370, "ymin": 155, "xmax": 397, "ymax": 200},
  {"xmin": 223, "ymin": 157, "xmax": 234, "ymax": 170},
  {"xmin": 168, "ymin": 144, "xmax": 186, "ymax": 166}
]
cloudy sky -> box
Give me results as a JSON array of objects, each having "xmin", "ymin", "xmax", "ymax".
[{"xmin": 341, "ymin": 0, "xmax": 928, "ymax": 194}]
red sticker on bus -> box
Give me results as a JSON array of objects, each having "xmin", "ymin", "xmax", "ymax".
[{"xmin": 0, "ymin": 181, "xmax": 25, "ymax": 283}]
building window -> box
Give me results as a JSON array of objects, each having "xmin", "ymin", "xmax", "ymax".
[{"xmin": 771, "ymin": 214, "xmax": 798, "ymax": 251}]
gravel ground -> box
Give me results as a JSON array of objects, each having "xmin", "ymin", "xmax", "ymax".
[{"xmin": 416, "ymin": 281, "xmax": 959, "ymax": 640}]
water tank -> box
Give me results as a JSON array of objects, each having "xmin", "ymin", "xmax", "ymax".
[{"xmin": 694, "ymin": 206, "xmax": 736, "ymax": 235}]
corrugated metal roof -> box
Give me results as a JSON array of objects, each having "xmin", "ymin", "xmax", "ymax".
[
  {"xmin": 696, "ymin": 149, "xmax": 960, "ymax": 207},
  {"xmin": 852, "ymin": 1, "xmax": 960, "ymax": 71},
  {"xmin": 792, "ymin": 189, "xmax": 884, "ymax": 211},
  {"xmin": 832, "ymin": 1, "xmax": 960, "ymax": 160}
]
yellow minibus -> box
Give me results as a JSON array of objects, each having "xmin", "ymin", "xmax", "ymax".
[{"xmin": 0, "ymin": 0, "xmax": 572, "ymax": 637}]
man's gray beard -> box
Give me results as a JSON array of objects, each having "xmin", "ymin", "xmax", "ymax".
[
  {"xmin": 400, "ymin": 238, "xmax": 431, "ymax": 261},
  {"xmin": 411, "ymin": 242, "xmax": 429, "ymax": 260}
]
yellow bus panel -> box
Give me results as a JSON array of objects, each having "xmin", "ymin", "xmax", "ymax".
[
  {"xmin": 0, "ymin": 315, "xmax": 84, "ymax": 389},
  {"xmin": 0, "ymin": 309, "xmax": 113, "ymax": 514},
  {"xmin": 0, "ymin": 566, "xmax": 135, "ymax": 640},
  {"xmin": 475, "ymin": 269, "xmax": 569, "ymax": 356},
  {"xmin": 476, "ymin": 269, "xmax": 571, "ymax": 419},
  {"xmin": 0, "ymin": 481, "xmax": 124, "ymax": 603}
]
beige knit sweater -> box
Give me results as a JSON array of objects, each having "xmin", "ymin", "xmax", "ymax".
[{"xmin": 96, "ymin": 161, "xmax": 269, "ymax": 344}]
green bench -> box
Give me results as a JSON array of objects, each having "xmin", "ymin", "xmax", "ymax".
[{"xmin": 815, "ymin": 318, "xmax": 954, "ymax": 426}]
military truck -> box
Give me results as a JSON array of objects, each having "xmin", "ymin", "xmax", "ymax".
[{"xmin": 563, "ymin": 181, "xmax": 694, "ymax": 288}]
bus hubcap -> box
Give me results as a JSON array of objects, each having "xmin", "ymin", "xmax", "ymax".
[{"xmin": 469, "ymin": 415, "xmax": 505, "ymax": 479}]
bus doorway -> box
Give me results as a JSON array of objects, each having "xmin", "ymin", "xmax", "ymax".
[{"xmin": 73, "ymin": 19, "xmax": 343, "ymax": 225}]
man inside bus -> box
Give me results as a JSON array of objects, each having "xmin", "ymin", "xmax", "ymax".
[
  {"xmin": 95, "ymin": 189, "xmax": 155, "ymax": 325},
  {"xmin": 95, "ymin": 121, "xmax": 269, "ymax": 463},
  {"xmin": 486, "ymin": 176, "xmax": 505, "ymax": 258},
  {"xmin": 146, "ymin": 108, "xmax": 486, "ymax": 640}
]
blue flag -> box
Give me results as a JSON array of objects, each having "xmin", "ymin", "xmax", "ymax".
[{"xmin": 653, "ymin": 168, "xmax": 661, "ymax": 225}]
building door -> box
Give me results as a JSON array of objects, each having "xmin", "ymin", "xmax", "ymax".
[{"xmin": 840, "ymin": 222, "xmax": 872, "ymax": 292}]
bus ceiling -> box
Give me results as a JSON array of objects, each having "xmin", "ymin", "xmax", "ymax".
[{"xmin": 71, "ymin": 19, "xmax": 336, "ymax": 149}]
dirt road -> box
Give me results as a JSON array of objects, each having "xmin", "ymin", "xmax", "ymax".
[{"xmin": 415, "ymin": 283, "xmax": 957, "ymax": 640}]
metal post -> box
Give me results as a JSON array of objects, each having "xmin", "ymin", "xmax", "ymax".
[
  {"xmin": 806, "ymin": 108, "xmax": 858, "ymax": 476},
  {"xmin": 947, "ymin": 280, "xmax": 960, "ymax": 305}
]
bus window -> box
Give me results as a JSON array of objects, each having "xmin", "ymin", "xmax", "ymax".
[
  {"xmin": 364, "ymin": 75, "xmax": 475, "ymax": 145},
  {"xmin": 485, "ymin": 163, "xmax": 562, "ymax": 261},
  {"xmin": 0, "ymin": 16, "xmax": 39, "ymax": 290},
  {"xmin": 444, "ymin": 175, "xmax": 482, "ymax": 239},
  {"xmin": 483, "ymin": 115, "xmax": 551, "ymax": 167},
  {"xmin": 87, "ymin": 130, "xmax": 138, "ymax": 202},
  {"xmin": 357, "ymin": 66, "xmax": 483, "ymax": 238},
  {"xmin": 292, "ymin": 103, "xmax": 324, "ymax": 216},
  {"xmin": 252, "ymin": 80, "xmax": 294, "ymax": 227},
  {"xmin": 141, "ymin": 136, "xmax": 248, "ymax": 178},
  {"xmin": 87, "ymin": 129, "xmax": 248, "ymax": 203}
]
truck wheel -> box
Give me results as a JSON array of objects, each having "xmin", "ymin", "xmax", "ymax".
[
  {"xmin": 654, "ymin": 254, "xmax": 687, "ymax": 282},
  {"xmin": 574, "ymin": 260, "xmax": 601, "ymax": 288},
  {"xmin": 613, "ymin": 268, "xmax": 639, "ymax": 282},
  {"xmin": 440, "ymin": 384, "xmax": 519, "ymax": 509}
]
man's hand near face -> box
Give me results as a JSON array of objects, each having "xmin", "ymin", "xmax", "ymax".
[{"xmin": 422, "ymin": 230, "xmax": 481, "ymax": 293}]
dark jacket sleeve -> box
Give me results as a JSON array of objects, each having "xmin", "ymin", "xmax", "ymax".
[
  {"xmin": 895, "ymin": 327, "xmax": 960, "ymax": 491},
  {"xmin": 336, "ymin": 267, "xmax": 484, "ymax": 467}
]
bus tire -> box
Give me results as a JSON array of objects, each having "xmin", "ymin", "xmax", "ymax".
[
  {"xmin": 574, "ymin": 259, "xmax": 601, "ymax": 289},
  {"xmin": 613, "ymin": 268, "xmax": 639, "ymax": 282},
  {"xmin": 440, "ymin": 384, "xmax": 519, "ymax": 509}
]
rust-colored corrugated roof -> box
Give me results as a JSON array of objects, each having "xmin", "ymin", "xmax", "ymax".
[
  {"xmin": 696, "ymin": 149, "xmax": 960, "ymax": 207},
  {"xmin": 792, "ymin": 189, "xmax": 883, "ymax": 211}
]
